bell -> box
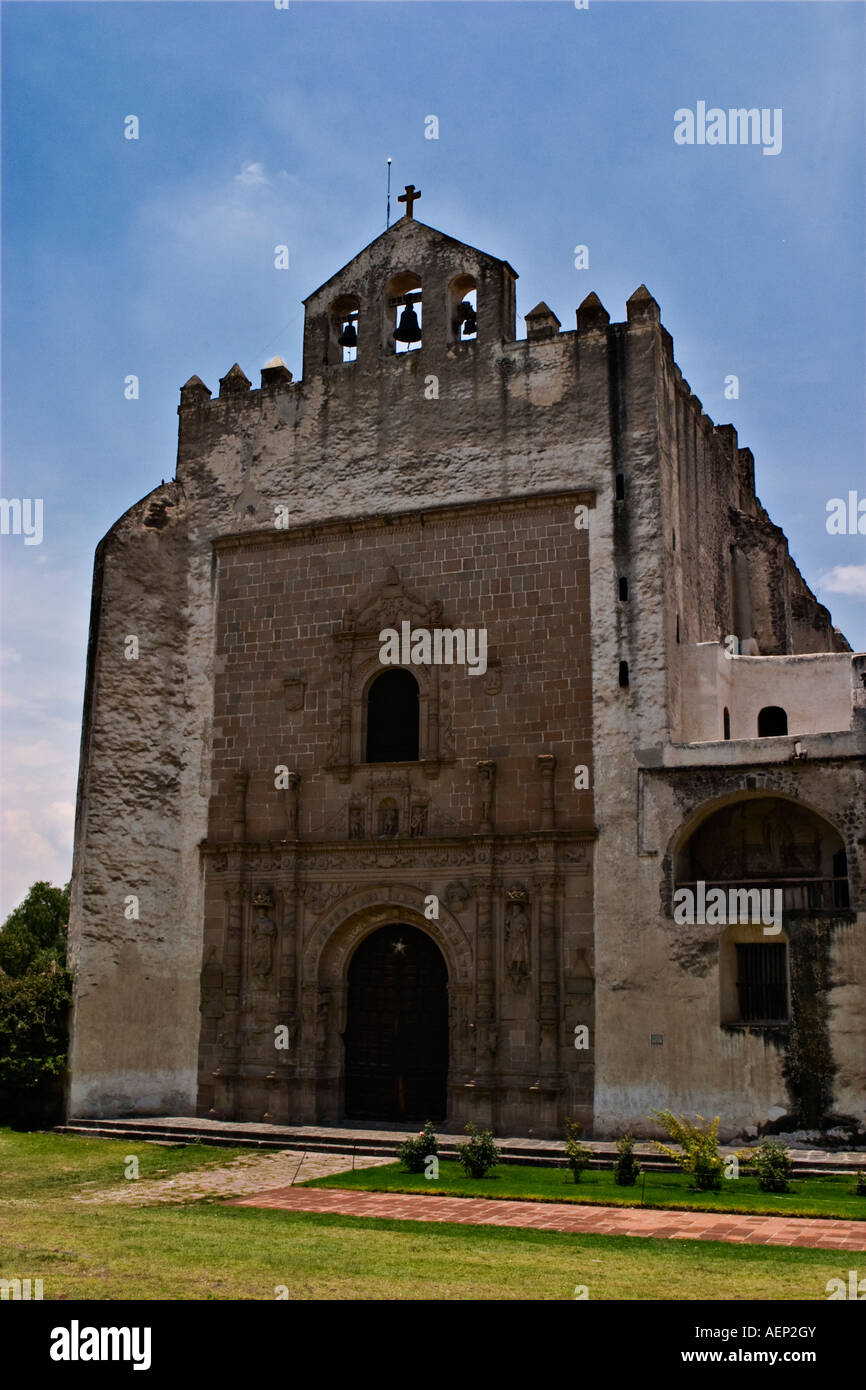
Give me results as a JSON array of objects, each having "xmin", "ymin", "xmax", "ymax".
[
  {"xmin": 458, "ymin": 300, "xmax": 477, "ymax": 338},
  {"xmin": 393, "ymin": 303, "xmax": 422, "ymax": 343},
  {"xmin": 337, "ymin": 321, "xmax": 357, "ymax": 348}
]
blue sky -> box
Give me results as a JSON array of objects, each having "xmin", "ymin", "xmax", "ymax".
[{"xmin": 1, "ymin": 0, "xmax": 864, "ymax": 916}]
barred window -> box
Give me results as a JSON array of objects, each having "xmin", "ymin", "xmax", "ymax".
[{"xmin": 736, "ymin": 944, "xmax": 788, "ymax": 1023}]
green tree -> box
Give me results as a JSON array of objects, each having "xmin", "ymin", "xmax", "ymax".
[
  {"xmin": 0, "ymin": 880, "xmax": 72, "ymax": 1123},
  {"xmin": 0, "ymin": 880, "xmax": 70, "ymax": 976}
]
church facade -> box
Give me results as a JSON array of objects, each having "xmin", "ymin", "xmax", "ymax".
[{"xmin": 67, "ymin": 195, "xmax": 866, "ymax": 1140}]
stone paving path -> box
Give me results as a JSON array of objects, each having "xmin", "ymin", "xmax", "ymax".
[
  {"xmin": 229, "ymin": 1186, "xmax": 866, "ymax": 1251},
  {"xmin": 74, "ymin": 1151, "xmax": 392, "ymax": 1206}
]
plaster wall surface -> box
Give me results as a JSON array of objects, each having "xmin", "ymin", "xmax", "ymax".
[{"xmin": 679, "ymin": 643, "xmax": 861, "ymax": 743}]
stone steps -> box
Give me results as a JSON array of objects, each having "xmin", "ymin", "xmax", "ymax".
[{"xmin": 55, "ymin": 1117, "xmax": 866, "ymax": 1177}]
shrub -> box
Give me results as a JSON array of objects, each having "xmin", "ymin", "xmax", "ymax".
[
  {"xmin": 564, "ymin": 1116, "xmax": 592, "ymax": 1183},
  {"xmin": 650, "ymin": 1109, "xmax": 724, "ymax": 1191},
  {"xmin": 397, "ymin": 1121, "xmax": 439, "ymax": 1173},
  {"xmin": 613, "ymin": 1131, "xmax": 642, "ymax": 1186},
  {"xmin": 751, "ymin": 1139, "xmax": 793, "ymax": 1193},
  {"xmin": 855, "ymin": 1171, "xmax": 866, "ymax": 1197},
  {"xmin": 455, "ymin": 1123, "xmax": 500, "ymax": 1178},
  {"xmin": 0, "ymin": 964, "xmax": 71, "ymax": 1125}
]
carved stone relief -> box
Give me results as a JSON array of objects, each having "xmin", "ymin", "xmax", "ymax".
[
  {"xmin": 504, "ymin": 883, "xmax": 532, "ymax": 989},
  {"xmin": 250, "ymin": 887, "xmax": 276, "ymax": 979},
  {"xmin": 444, "ymin": 880, "xmax": 473, "ymax": 913}
]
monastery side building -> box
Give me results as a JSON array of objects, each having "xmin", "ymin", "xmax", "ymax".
[{"xmin": 67, "ymin": 194, "xmax": 866, "ymax": 1140}]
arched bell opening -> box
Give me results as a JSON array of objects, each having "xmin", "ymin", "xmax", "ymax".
[
  {"xmin": 449, "ymin": 273, "xmax": 477, "ymax": 342},
  {"xmin": 329, "ymin": 293, "xmax": 360, "ymax": 365},
  {"xmin": 384, "ymin": 271, "xmax": 423, "ymax": 354}
]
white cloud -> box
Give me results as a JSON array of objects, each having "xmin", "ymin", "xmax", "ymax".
[
  {"xmin": 138, "ymin": 164, "xmax": 302, "ymax": 263},
  {"xmin": 819, "ymin": 564, "xmax": 866, "ymax": 598},
  {"xmin": 235, "ymin": 162, "xmax": 270, "ymax": 188},
  {"xmin": 9, "ymin": 738, "xmax": 62, "ymax": 769},
  {"xmin": 1, "ymin": 801, "xmax": 75, "ymax": 917},
  {"xmin": 2, "ymin": 809, "xmax": 55, "ymax": 868},
  {"xmin": 44, "ymin": 801, "xmax": 76, "ymax": 851}
]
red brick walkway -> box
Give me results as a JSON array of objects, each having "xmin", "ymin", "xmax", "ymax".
[{"xmin": 229, "ymin": 1186, "xmax": 866, "ymax": 1251}]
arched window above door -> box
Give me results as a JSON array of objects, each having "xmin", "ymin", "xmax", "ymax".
[{"xmin": 366, "ymin": 668, "xmax": 420, "ymax": 763}]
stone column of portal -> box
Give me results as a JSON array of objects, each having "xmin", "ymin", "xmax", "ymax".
[
  {"xmin": 267, "ymin": 775, "xmax": 300, "ymax": 1121},
  {"xmin": 538, "ymin": 754, "xmax": 556, "ymax": 831},
  {"xmin": 284, "ymin": 771, "xmax": 301, "ymax": 840},
  {"xmin": 473, "ymin": 865, "xmax": 497, "ymax": 1125},
  {"xmin": 473, "ymin": 759, "xmax": 498, "ymax": 1124},
  {"xmin": 215, "ymin": 884, "xmax": 243, "ymax": 1117},
  {"xmin": 338, "ymin": 641, "xmax": 353, "ymax": 773},
  {"xmin": 475, "ymin": 759, "xmax": 496, "ymax": 833},
  {"xmin": 538, "ymin": 875, "xmax": 560, "ymax": 1073},
  {"xmin": 269, "ymin": 854, "xmax": 298, "ymax": 1124},
  {"xmin": 232, "ymin": 771, "xmax": 249, "ymax": 842},
  {"xmin": 296, "ymin": 979, "xmax": 320, "ymax": 1124},
  {"xmin": 475, "ymin": 873, "xmax": 495, "ymax": 1059},
  {"xmin": 426, "ymin": 664, "xmax": 440, "ymax": 761}
]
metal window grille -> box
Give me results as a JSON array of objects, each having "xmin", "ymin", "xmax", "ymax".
[{"xmin": 736, "ymin": 944, "xmax": 788, "ymax": 1023}]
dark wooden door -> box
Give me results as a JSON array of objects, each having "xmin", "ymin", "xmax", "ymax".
[{"xmin": 344, "ymin": 924, "xmax": 448, "ymax": 1121}]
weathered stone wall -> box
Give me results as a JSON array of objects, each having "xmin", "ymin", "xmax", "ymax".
[{"xmin": 67, "ymin": 485, "xmax": 209, "ymax": 1115}]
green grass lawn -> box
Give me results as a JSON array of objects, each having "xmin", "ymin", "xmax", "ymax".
[
  {"xmin": 303, "ymin": 1158, "xmax": 866, "ymax": 1221},
  {"xmin": 0, "ymin": 1128, "xmax": 861, "ymax": 1300},
  {"xmin": 0, "ymin": 1126, "xmax": 257, "ymax": 1199}
]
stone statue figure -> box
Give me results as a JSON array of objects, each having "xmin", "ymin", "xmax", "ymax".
[
  {"xmin": 505, "ymin": 896, "xmax": 531, "ymax": 987},
  {"xmin": 252, "ymin": 908, "xmax": 276, "ymax": 979},
  {"xmin": 379, "ymin": 805, "xmax": 399, "ymax": 837}
]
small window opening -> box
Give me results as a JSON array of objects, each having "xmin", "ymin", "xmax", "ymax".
[
  {"xmin": 457, "ymin": 288, "xmax": 477, "ymax": 340},
  {"xmin": 833, "ymin": 849, "xmax": 850, "ymax": 909},
  {"xmin": 394, "ymin": 293, "xmax": 422, "ymax": 353},
  {"xmin": 329, "ymin": 294, "xmax": 360, "ymax": 365},
  {"xmin": 723, "ymin": 706, "xmax": 731, "ymax": 740},
  {"xmin": 676, "ymin": 613, "xmax": 680, "ymax": 643},
  {"xmin": 338, "ymin": 311, "xmax": 358, "ymax": 363},
  {"xmin": 672, "ymin": 529, "xmax": 676, "ymax": 552},
  {"xmin": 615, "ymin": 474, "xmax": 625, "ymax": 500},
  {"xmin": 736, "ymin": 943, "xmax": 788, "ymax": 1023},
  {"xmin": 619, "ymin": 577, "xmax": 629, "ymax": 601},
  {"xmin": 757, "ymin": 706, "xmax": 788, "ymax": 737},
  {"xmin": 450, "ymin": 273, "xmax": 478, "ymax": 342},
  {"xmin": 385, "ymin": 272, "xmax": 423, "ymax": 355},
  {"xmin": 619, "ymin": 660, "xmax": 630, "ymax": 688},
  {"xmin": 366, "ymin": 669, "xmax": 420, "ymax": 762}
]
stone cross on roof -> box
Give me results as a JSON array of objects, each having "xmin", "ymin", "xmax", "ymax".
[{"xmin": 398, "ymin": 184, "xmax": 421, "ymax": 219}]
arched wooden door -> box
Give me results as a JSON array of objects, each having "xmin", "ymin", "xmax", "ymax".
[{"xmin": 344, "ymin": 924, "xmax": 448, "ymax": 1121}]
